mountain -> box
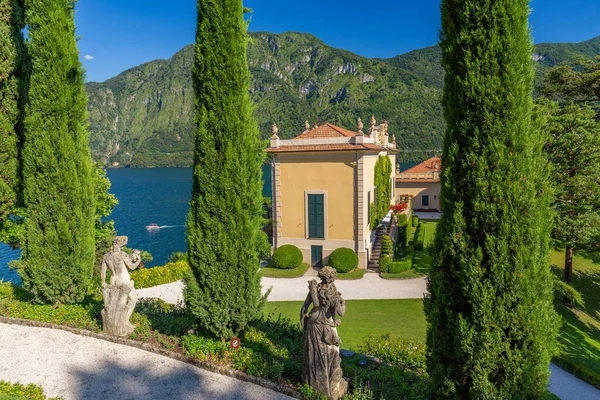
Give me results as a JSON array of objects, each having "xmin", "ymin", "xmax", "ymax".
[{"xmin": 85, "ymin": 32, "xmax": 600, "ymax": 167}]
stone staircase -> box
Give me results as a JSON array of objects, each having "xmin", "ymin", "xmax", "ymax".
[{"xmin": 367, "ymin": 222, "xmax": 390, "ymax": 272}]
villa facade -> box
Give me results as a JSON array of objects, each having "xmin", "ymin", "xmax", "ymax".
[
  {"xmin": 266, "ymin": 118, "xmax": 397, "ymax": 269},
  {"xmin": 396, "ymin": 157, "xmax": 441, "ymax": 212}
]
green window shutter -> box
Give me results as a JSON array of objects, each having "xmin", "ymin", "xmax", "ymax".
[{"xmin": 308, "ymin": 194, "xmax": 324, "ymax": 239}]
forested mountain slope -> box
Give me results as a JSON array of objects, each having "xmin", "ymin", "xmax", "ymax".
[{"xmin": 85, "ymin": 32, "xmax": 600, "ymax": 167}]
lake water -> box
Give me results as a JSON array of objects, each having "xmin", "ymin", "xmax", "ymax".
[{"xmin": 0, "ymin": 165, "xmax": 273, "ymax": 285}]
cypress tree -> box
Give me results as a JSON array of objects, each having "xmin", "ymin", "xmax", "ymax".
[
  {"xmin": 374, "ymin": 155, "xmax": 392, "ymax": 225},
  {"xmin": 0, "ymin": 0, "xmax": 27, "ymax": 227},
  {"xmin": 184, "ymin": 0, "xmax": 266, "ymax": 339},
  {"xmin": 20, "ymin": 0, "xmax": 96, "ymax": 304},
  {"xmin": 425, "ymin": 0, "xmax": 558, "ymax": 397}
]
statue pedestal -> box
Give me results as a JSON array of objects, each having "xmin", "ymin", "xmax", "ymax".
[
  {"xmin": 101, "ymin": 283, "xmax": 137, "ymax": 337},
  {"xmin": 330, "ymin": 377, "xmax": 349, "ymax": 400}
]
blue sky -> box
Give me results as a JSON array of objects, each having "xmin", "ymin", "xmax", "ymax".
[{"xmin": 76, "ymin": 0, "xmax": 600, "ymax": 82}]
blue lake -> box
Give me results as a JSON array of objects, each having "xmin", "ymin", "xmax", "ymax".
[{"xmin": 0, "ymin": 164, "xmax": 273, "ymax": 285}]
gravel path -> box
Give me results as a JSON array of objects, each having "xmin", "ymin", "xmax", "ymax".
[
  {"xmin": 548, "ymin": 363, "xmax": 600, "ymax": 400},
  {"xmin": 1, "ymin": 322, "xmax": 598, "ymax": 400},
  {"xmin": 0, "ymin": 323, "xmax": 293, "ymax": 400},
  {"xmin": 136, "ymin": 270, "xmax": 428, "ymax": 304}
]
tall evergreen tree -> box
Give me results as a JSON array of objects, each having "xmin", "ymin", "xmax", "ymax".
[
  {"xmin": 0, "ymin": 0, "xmax": 27, "ymax": 227},
  {"xmin": 425, "ymin": 0, "xmax": 559, "ymax": 397},
  {"xmin": 373, "ymin": 155, "xmax": 392, "ymax": 225},
  {"xmin": 541, "ymin": 100, "xmax": 600, "ymax": 306},
  {"xmin": 20, "ymin": 0, "xmax": 96, "ymax": 304},
  {"xmin": 184, "ymin": 0, "xmax": 266, "ymax": 339},
  {"xmin": 542, "ymin": 57, "xmax": 600, "ymax": 110}
]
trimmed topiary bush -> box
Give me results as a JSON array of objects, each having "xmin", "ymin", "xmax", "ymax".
[
  {"xmin": 381, "ymin": 235, "xmax": 392, "ymax": 255},
  {"xmin": 272, "ymin": 245, "xmax": 303, "ymax": 269},
  {"xmin": 328, "ymin": 248, "xmax": 358, "ymax": 273},
  {"xmin": 414, "ymin": 223, "xmax": 425, "ymax": 251},
  {"xmin": 380, "ymin": 255, "xmax": 412, "ymax": 274},
  {"xmin": 412, "ymin": 215, "xmax": 419, "ymax": 227}
]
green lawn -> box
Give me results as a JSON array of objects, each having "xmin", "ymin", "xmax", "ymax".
[
  {"xmin": 264, "ymin": 299, "xmax": 426, "ymax": 350},
  {"xmin": 259, "ymin": 263, "xmax": 310, "ymax": 278},
  {"xmin": 551, "ymin": 250, "xmax": 600, "ymax": 384},
  {"xmin": 336, "ymin": 268, "xmax": 366, "ymax": 280}
]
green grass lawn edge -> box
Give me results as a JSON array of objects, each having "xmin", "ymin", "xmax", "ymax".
[
  {"xmin": 259, "ymin": 263, "xmax": 310, "ymax": 278},
  {"xmin": 335, "ymin": 268, "xmax": 366, "ymax": 280}
]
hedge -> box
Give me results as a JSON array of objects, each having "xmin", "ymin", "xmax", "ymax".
[
  {"xmin": 328, "ymin": 248, "xmax": 359, "ymax": 273},
  {"xmin": 412, "ymin": 215, "xmax": 419, "ymax": 227},
  {"xmin": 272, "ymin": 245, "xmax": 303, "ymax": 269},
  {"xmin": 380, "ymin": 255, "xmax": 412, "ymax": 274},
  {"xmin": 382, "ymin": 231, "xmax": 415, "ymax": 275},
  {"xmin": 414, "ymin": 223, "xmax": 425, "ymax": 251},
  {"xmin": 381, "ymin": 235, "xmax": 393, "ymax": 256},
  {"xmin": 130, "ymin": 261, "xmax": 190, "ymax": 289}
]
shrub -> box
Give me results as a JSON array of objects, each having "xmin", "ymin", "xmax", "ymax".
[
  {"xmin": 328, "ymin": 248, "xmax": 358, "ymax": 273},
  {"xmin": 169, "ymin": 251, "xmax": 188, "ymax": 262},
  {"xmin": 390, "ymin": 202, "xmax": 408, "ymax": 213},
  {"xmin": 341, "ymin": 355, "xmax": 430, "ymax": 400},
  {"xmin": 0, "ymin": 381, "xmax": 60, "ymax": 400},
  {"xmin": 358, "ymin": 333, "xmax": 427, "ymax": 370},
  {"xmin": 412, "ymin": 215, "xmax": 419, "ymax": 227},
  {"xmin": 395, "ymin": 215, "xmax": 408, "ymax": 257},
  {"xmin": 130, "ymin": 260, "xmax": 189, "ymax": 288},
  {"xmin": 272, "ymin": 245, "xmax": 303, "ymax": 269},
  {"xmin": 414, "ymin": 223, "xmax": 425, "ymax": 251},
  {"xmin": 381, "ymin": 235, "xmax": 392, "ymax": 255},
  {"xmin": 380, "ymin": 255, "xmax": 412, "ymax": 274}
]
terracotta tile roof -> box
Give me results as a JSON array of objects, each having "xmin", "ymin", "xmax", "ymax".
[
  {"xmin": 293, "ymin": 123, "xmax": 358, "ymax": 140},
  {"xmin": 401, "ymin": 157, "xmax": 441, "ymax": 174},
  {"xmin": 266, "ymin": 143, "xmax": 386, "ymax": 153}
]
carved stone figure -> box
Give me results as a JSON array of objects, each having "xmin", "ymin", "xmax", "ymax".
[
  {"xmin": 305, "ymin": 120, "xmax": 311, "ymax": 131},
  {"xmin": 100, "ymin": 236, "xmax": 141, "ymax": 336},
  {"xmin": 300, "ymin": 267, "xmax": 349, "ymax": 400},
  {"xmin": 357, "ymin": 117, "xmax": 363, "ymax": 133},
  {"xmin": 271, "ymin": 123, "xmax": 279, "ymax": 137}
]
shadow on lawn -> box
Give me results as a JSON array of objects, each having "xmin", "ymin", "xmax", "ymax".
[
  {"xmin": 573, "ymin": 267, "xmax": 600, "ymax": 319},
  {"xmin": 555, "ymin": 301, "xmax": 600, "ymax": 372},
  {"xmin": 553, "ymin": 262, "xmax": 600, "ymax": 374}
]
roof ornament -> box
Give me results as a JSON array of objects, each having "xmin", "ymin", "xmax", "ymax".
[
  {"xmin": 271, "ymin": 123, "xmax": 279, "ymax": 138},
  {"xmin": 305, "ymin": 120, "xmax": 310, "ymax": 132},
  {"xmin": 370, "ymin": 115, "xmax": 376, "ymax": 128},
  {"xmin": 357, "ymin": 117, "xmax": 364, "ymax": 133},
  {"xmin": 313, "ymin": 122, "xmax": 319, "ymax": 129}
]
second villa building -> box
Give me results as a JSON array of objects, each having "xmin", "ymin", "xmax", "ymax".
[{"xmin": 267, "ymin": 118, "xmax": 397, "ymax": 269}]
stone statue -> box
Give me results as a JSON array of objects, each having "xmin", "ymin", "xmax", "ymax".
[
  {"xmin": 370, "ymin": 115, "xmax": 376, "ymax": 128},
  {"xmin": 305, "ymin": 120, "xmax": 310, "ymax": 131},
  {"xmin": 300, "ymin": 267, "xmax": 349, "ymax": 400},
  {"xmin": 100, "ymin": 236, "xmax": 141, "ymax": 336},
  {"xmin": 271, "ymin": 123, "xmax": 279, "ymax": 137},
  {"xmin": 357, "ymin": 117, "xmax": 363, "ymax": 133}
]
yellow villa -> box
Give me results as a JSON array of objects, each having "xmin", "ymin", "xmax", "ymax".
[{"xmin": 266, "ymin": 117, "xmax": 397, "ymax": 269}]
